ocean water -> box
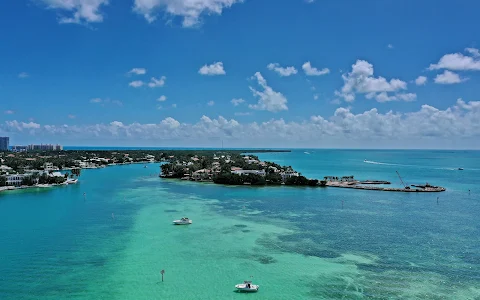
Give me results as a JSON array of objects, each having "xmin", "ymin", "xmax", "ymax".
[{"xmin": 0, "ymin": 150, "xmax": 479, "ymax": 299}]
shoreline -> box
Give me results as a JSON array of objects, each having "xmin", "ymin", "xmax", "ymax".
[
  {"xmin": 325, "ymin": 182, "xmax": 446, "ymax": 192},
  {"xmin": 0, "ymin": 182, "xmax": 72, "ymax": 193}
]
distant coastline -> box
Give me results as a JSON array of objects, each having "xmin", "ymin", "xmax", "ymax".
[{"xmin": 1, "ymin": 149, "xmax": 446, "ymax": 193}]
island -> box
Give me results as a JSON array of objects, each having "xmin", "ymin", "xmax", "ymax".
[
  {"xmin": 1, "ymin": 149, "xmax": 309, "ymax": 191},
  {"xmin": 159, "ymin": 151, "xmax": 327, "ymax": 187},
  {"xmin": 1, "ymin": 149, "xmax": 445, "ymax": 193}
]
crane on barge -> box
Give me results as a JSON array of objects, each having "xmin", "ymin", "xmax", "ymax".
[{"xmin": 396, "ymin": 171, "xmax": 410, "ymax": 190}]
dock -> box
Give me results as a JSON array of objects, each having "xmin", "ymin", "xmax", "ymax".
[
  {"xmin": 326, "ymin": 182, "xmax": 446, "ymax": 192},
  {"xmin": 324, "ymin": 175, "xmax": 446, "ymax": 193}
]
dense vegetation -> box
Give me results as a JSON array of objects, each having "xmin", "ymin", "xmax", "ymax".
[{"xmin": 0, "ymin": 149, "xmax": 289, "ymax": 173}]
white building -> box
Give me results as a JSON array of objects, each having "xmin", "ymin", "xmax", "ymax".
[
  {"xmin": 231, "ymin": 170, "xmax": 266, "ymax": 176},
  {"xmin": 44, "ymin": 162, "xmax": 56, "ymax": 171},
  {"xmin": 280, "ymin": 170, "xmax": 299, "ymax": 182},
  {"xmin": 6, "ymin": 174, "xmax": 27, "ymax": 186},
  {"xmin": 0, "ymin": 165, "xmax": 13, "ymax": 173}
]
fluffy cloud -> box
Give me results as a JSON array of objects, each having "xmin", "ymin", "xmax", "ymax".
[
  {"xmin": 248, "ymin": 72, "xmax": 288, "ymax": 112},
  {"xmin": 68, "ymin": 114, "xmax": 76, "ymax": 119},
  {"xmin": 199, "ymin": 62, "xmax": 226, "ymax": 76},
  {"xmin": 387, "ymin": 44, "xmax": 394, "ymax": 49},
  {"xmin": 129, "ymin": 77, "xmax": 166, "ymax": 88},
  {"xmin": 465, "ymin": 48, "xmax": 480, "ymax": 57},
  {"xmin": 429, "ymin": 48, "xmax": 480, "ymax": 71},
  {"xmin": 18, "ymin": 72, "xmax": 29, "ymax": 79},
  {"xmin": 157, "ymin": 95, "xmax": 167, "ymax": 102},
  {"xmin": 207, "ymin": 100, "xmax": 215, "ymax": 106},
  {"xmin": 231, "ymin": 98, "xmax": 245, "ymax": 106},
  {"xmin": 415, "ymin": 76, "xmax": 427, "ymax": 86},
  {"xmin": 434, "ymin": 70, "xmax": 465, "ymax": 84},
  {"xmin": 133, "ymin": 0, "xmax": 243, "ymax": 27},
  {"xmin": 335, "ymin": 60, "xmax": 408, "ymax": 102},
  {"xmin": 267, "ymin": 63, "xmax": 298, "ymax": 77},
  {"xmin": 128, "ymin": 68, "xmax": 147, "ymax": 75},
  {"xmin": 129, "ymin": 80, "xmax": 144, "ymax": 88},
  {"xmin": 5, "ymin": 120, "xmax": 41, "ymax": 131},
  {"xmin": 3, "ymin": 100, "xmax": 479, "ymax": 148},
  {"xmin": 4, "ymin": 110, "xmax": 14, "ymax": 115},
  {"xmin": 365, "ymin": 92, "xmax": 417, "ymax": 103},
  {"xmin": 39, "ymin": 0, "xmax": 109, "ymax": 24},
  {"xmin": 302, "ymin": 62, "xmax": 330, "ymax": 76},
  {"xmin": 148, "ymin": 76, "xmax": 166, "ymax": 88}
]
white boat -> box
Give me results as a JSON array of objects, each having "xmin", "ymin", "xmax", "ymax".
[
  {"xmin": 173, "ymin": 217, "xmax": 192, "ymax": 225},
  {"xmin": 235, "ymin": 281, "xmax": 259, "ymax": 293}
]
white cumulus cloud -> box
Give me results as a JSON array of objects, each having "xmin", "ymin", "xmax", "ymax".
[
  {"xmin": 128, "ymin": 68, "xmax": 147, "ymax": 75},
  {"xmin": 429, "ymin": 48, "xmax": 480, "ymax": 71},
  {"xmin": 207, "ymin": 100, "xmax": 215, "ymax": 106},
  {"xmin": 199, "ymin": 62, "xmax": 226, "ymax": 76},
  {"xmin": 267, "ymin": 63, "xmax": 298, "ymax": 77},
  {"xmin": 415, "ymin": 76, "xmax": 427, "ymax": 86},
  {"xmin": 129, "ymin": 80, "xmax": 145, "ymax": 88},
  {"xmin": 231, "ymin": 98, "xmax": 245, "ymax": 106},
  {"xmin": 335, "ymin": 60, "xmax": 408, "ymax": 102},
  {"xmin": 3, "ymin": 99, "xmax": 480, "ymax": 148},
  {"xmin": 465, "ymin": 47, "xmax": 480, "ymax": 57},
  {"xmin": 148, "ymin": 76, "xmax": 166, "ymax": 88},
  {"xmin": 133, "ymin": 0, "xmax": 243, "ymax": 27},
  {"xmin": 302, "ymin": 61, "xmax": 330, "ymax": 76},
  {"xmin": 434, "ymin": 70, "xmax": 466, "ymax": 85},
  {"xmin": 157, "ymin": 95, "xmax": 167, "ymax": 102},
  {"xmin": 18, "ymin": 72, "xmax": 29, "ymax": 79},
  {"xmin": 248, "ymin": 72, "xmax": 288, "ymax": 112},
  {"xmin": 39, "ymin": 0, "xmax": 109, "ymax": 24}
]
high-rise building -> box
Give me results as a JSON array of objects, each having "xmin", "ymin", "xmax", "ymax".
[
  {"xmin": 0, "ymin": 137, "xmax": 9, "ymax": 151},
  {"xmin": 26, "ymin": 144, "xmax": 63, "ymax": 151}
]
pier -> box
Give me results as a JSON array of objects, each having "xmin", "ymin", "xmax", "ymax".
[{"xmin": 324, "ymin": 175, "xmax": 446, "ymax": 193}]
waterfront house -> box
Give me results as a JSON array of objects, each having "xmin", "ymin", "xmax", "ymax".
[
  {"xmin": 280, "ymin": 170, "xmax": 300, "ymax": 182},
  {"xmin": 268, "ymin": 166, "xmax": 280, "ymax": 173},
  {"xmin": 6, "ymin": 174, "xmax": 27, "ymax": 186},
  {"xmin": 192, "ymin": 169, "xmax": 212, "ymax": 181},
  {"xmin": 43, "ymin": 162, "xmax": 56, "ymax": 172},
  {"xmin": 231, "ymin": 169, "xmax": 266, "ymax": 176}
]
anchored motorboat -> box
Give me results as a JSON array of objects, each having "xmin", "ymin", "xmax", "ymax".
[
  {"xmin": 235, "ymin": 281, "xmax": 259, "ymax": 293},
  {"xmin": 458, "ymin": 168, "xmax": 464, "ymax": 170},
  {"xmin": 173, "ymin": 217, "xmax": 192, "ymax": 225}
]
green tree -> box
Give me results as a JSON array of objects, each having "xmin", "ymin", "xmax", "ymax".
[
  {"xmin": 285, "ymin": 175, "xmax": 309, "ymax": 186},
  {"xmin": 266, "ymin": 173, "xmax": 282, "ymax": 185},
  {"xmin": 0, "ymin": 176, "xmax": 6, "ymax": 187}
]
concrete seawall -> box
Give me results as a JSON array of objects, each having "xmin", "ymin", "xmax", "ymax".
[{"xmin": 326, "ymin": 182, "xmax": 446, "ymax": 192}]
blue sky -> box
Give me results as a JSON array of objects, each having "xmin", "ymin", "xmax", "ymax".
[{"xmin": 1, "ymin": 0, "xmax": 480, "ymax": 148}]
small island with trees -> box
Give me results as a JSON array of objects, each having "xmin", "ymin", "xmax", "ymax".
[{"xmin": 160, "ymin": 151, "xmax": 327, "ymax": 187}]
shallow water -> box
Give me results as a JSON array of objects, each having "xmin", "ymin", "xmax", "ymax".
[{"xmin": 0, "ymin": 150, "xmax": 479, "ymax": 299}]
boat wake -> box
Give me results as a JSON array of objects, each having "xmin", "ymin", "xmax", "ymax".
[
  {"xmin": 363, "ymin": 160, "xmax": 400, "ymax": 166},
  {"xmin": 364, "ymin": 160, "xmax": 477, "ymax": 171}
]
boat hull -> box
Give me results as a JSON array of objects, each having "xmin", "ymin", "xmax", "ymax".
[
  {"xmin": 173, "ymin": 220, "xmax": 192, "ymax": 225},
  {"xmin": 235, "ymin": 284, "xmax": 259, "ymax": 292}
]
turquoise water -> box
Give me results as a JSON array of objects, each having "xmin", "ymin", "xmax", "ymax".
[{"xmin": 1, "ymin": 150, "xmax": 479, "ymax": 299}]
